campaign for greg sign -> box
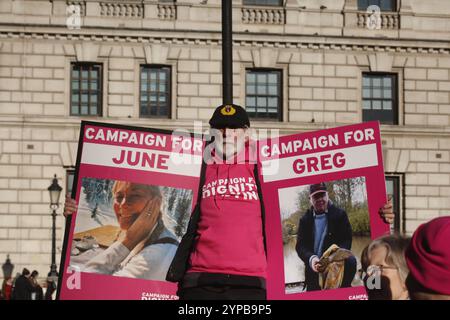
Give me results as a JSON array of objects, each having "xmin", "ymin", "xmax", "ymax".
[
  {"xmin": 260, "ymin": 124, "xmax": 378, "ymax": 181},
  {"xmin": 258, "ymin": 121, "xmax": 389, "ymax": 300}
]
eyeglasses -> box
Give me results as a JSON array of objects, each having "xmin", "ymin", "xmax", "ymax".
[
  {"xmin": 114, "ymin": 193, "xmax": 148, "ymax": 206},
  {"xmin": 366, "ymin": 264, "xmax": 398, "ymax": 276}
]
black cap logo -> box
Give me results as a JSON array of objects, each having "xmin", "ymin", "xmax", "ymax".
[{"xmin": 220, "ymin": 105, "xmax": 236, "ymax": 116}]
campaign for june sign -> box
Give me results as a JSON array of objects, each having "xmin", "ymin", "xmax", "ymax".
[
  {"xmin": 259, "ymin": 121, "xmax": 389, "ymax": 300},
  {"xmin": 58, "ymin": 121, "xmax": 204, "ymax": 300}
]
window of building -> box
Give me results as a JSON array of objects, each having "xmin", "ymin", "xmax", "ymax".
[
  {"xmin": 140, "ymin": 65, "xmax": 171, "ymax": 118},
  {"xmin": 243, "ymin": 0, "xmax": 283, "ymax": 6},
  {"xmin": 385, "ymin": 175, "xmax": 401, "ymax": 233},
  {"xmin": 362, "ymin": 73, "xmax": 398, "ymax": 125},
  {"xmin": 245, "ymin": 69, "xmax": 282, "ymax": 120},
  {"xmin": 70, "ymin": 63, "xmax": 102, "ymax": 116},
  {"xmin": 358, "ymin": 0, "xmax": 396, "ymax": 11}
]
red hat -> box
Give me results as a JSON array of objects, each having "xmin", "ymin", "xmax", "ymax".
[{"xmin": 405, "ymin": 216, "xmax": 450, "ymax": 295}]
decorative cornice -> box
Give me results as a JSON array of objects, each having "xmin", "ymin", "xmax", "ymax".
[
  {"xmin": 0, "ymin": 116, "xmax": 449, "ymax": 137},
  {"xmin": 0, "ymin": 30, "xmax": 449, "ymax": 55}
]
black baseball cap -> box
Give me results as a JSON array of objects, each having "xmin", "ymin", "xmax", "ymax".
[
  {"xmin": 309, "ymin": 182, "xmax": 328, "ymax": 197},
  {"xmin": 209, "ymin": 104, "xmax": 250, "ymax": 129}
]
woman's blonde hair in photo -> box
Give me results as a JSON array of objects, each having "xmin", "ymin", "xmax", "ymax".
[{"xmin": 111, "ymin": 181, "xmax": 166, "ymax": 219}]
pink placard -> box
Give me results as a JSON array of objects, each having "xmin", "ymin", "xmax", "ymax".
[
  {"xmin": 259, "ymin": 121, "xmax": 389, "ymax": 300},
  {"xmin": 58, "ymin": 121, "xmax": 204, "ymax": 300}
]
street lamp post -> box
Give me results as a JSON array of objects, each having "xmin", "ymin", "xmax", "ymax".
[
  {"xmin": 222, "ymin": 0, "xmax": 233, "ymax": 104},
  {"xmin": 47, "ymin": 174, "xmax": 62, "ymax": 285},
  {"xmin": 2, "ymin": 255, "xmax": 14, "ymax": 300}
]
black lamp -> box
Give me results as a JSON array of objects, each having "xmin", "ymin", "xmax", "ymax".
[
  {"xmin": 47, "ymin": 175, "xmax": 62, "ymax": 286},
  {"xmin": 48, "ymin": 174, "xmax": 63, "ymax": 209},
  {"xmin": 2, "ymin": 254, "xmax": 14, "ymax": 279}
]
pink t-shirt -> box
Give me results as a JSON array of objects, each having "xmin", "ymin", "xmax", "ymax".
[{"xmin": 188, "ymin": 155, "xmax": 267, "ymax": 278}]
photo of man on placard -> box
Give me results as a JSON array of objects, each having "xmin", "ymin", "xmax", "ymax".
[{"xmin": 280, "ymin": 178, "xmax": 371, "ymax": 294}]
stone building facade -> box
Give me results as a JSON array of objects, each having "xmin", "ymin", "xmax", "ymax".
[{"xmin": 0, "ymin": 0, "xmax": 449, "ymax": 281}]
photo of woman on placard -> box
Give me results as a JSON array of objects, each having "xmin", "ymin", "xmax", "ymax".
[{"xmin": 66, "ymin": 179, "xmax": 192, "ymax": 281}]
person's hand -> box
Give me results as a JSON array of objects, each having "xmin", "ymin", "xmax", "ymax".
[
  {"xmin": 122, "ymin": 197, "xmax": 161, "ymax": 251},
  {"xmin": 310, "ymin": 256, "xmax": 321, "ymax": 273},
  {"xmin": 379, "ymin": 195, "xmax": 395, "ymax": 224},
  {"xmin": 63, "ymin": 193, "xmax": 78, "ymax": 218}
]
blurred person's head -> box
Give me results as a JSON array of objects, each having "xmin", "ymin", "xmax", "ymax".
[
  {"xmin": 22, "ymin": 268, "xmax": 30, "ymax": 278},
  {"xmin": 112, "ymin": 181, "xmax": 162, "ymax": 230},
  {"xmin": 30, "ymin": 270, "xmax": 38, "ymax": 279},
  {"xmin": 363, "ymin": 234, "xmax": 411, "ymax": 300},
  {"xmin": 209, "ymin": 104, "xmax": 250, "ymax": 161},
  {"xmin": 405, "ymin": 216, "xmax": 450, "ymax": 300}
]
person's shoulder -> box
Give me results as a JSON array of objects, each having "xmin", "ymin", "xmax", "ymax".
[
  {"xmin": 300, "ymin": 209, "xmax": 313, "ymax": 221},
  {"xmin": 16, "ymin": 276, "xmax": 25, "ymax": 283},
  {"xmin": 328, "ymin": 204, "xmax": 347, "ymax": 216},
  {"xmin": 160, "ymin": 228, "xmax": 179, "ymax": 242},
  {"xmin": 141, "ymin": 229, "xmax": 178, "ymax": 252},
  {"xmin": 138, "ymin": 238, "xmax": 178, "ymax": 261}
]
